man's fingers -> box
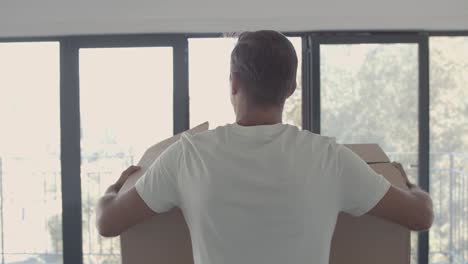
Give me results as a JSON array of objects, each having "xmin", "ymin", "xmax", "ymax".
[
  {"xmin": 121, "ymin": 165, "xmax": 141, "ymax": 179},
  {"xmin": 392, "ymin": 162, "xmax": 406, "ymax": 175},
  {"xmin": 391, "ymin": 162, "xmax": 403, "ymax": 169},
  {"xmin": 391, "ymin": 162, "xmax": 415, "ymax": 188},
  {"xmin": 126, "ymin": 165, "xmax": 141, "ymax": 172},
  {"xmin": 115, "ymin": 165, "xmax": 141, "ymax": 188},
  {"xmin": 124, "ymin": 165, "xmax": 141, "ymax": 176}
]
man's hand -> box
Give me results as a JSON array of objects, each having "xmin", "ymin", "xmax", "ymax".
[
  {"xmin": 391, "ymin": 162, "xmax": 417, "ymax": 189},
  {"xmin": 369, "ymin": 162, "xmax": 433, "ymax": 231},
  {"xmin": 103, "ymin": 165, "xmax": 141, "ymax": 195},
  {"xmin": 96, "ymin": 165, "xmax": 155, "ymax": 237},
  {"xmin": 114, "ymin": 165, "xmax": 141, "ymax": 191}
]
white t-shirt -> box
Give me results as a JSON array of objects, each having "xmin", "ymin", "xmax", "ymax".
[{"xmin": 135, "ymin": 123, "xmax": 391, "ymax": 264}]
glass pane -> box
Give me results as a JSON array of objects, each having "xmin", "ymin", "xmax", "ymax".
[
  {"xmin": 284, "ymin": 38, "xmax": 302, "ymax": 127},
  {"xmin": 0, "ymin": 42, "xmax": 62, "ymax": 263},
  {"xmin": 79, "ymin": 47, "xmax": 173, "ymax": 264},
  {"xmin": 429, "ymin": 37, "xmax": 468, "ymax": 264},
  {"xmin": 189, "ymin": 37, "xmax": 302, "ymax": 128},
  {"xmin": 320, "ymin": 43, "xmax": 419, "ymax": 263}
]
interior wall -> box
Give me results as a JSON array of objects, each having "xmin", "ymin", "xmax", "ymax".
[{"xmin": 1, "ymin": 0, "xmax": 467, "ymax": 37}]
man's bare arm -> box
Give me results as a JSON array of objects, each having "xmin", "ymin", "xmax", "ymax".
[
  {"xmin": 368, "ymin": 163, "xmax": 433, "ymax": 231},
  {"xmin": 96, "ymin": 166, "xmax": 156, "ymax": 237}
]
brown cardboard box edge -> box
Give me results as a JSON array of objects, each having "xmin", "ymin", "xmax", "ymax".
[{"xmin": 118, "ymin": 128, "xmax": 410, "ymax": 264}]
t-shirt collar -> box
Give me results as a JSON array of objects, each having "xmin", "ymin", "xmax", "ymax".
[{"xmin": 229, "ymin": 122, "xmax": 286, "ymax": 137}]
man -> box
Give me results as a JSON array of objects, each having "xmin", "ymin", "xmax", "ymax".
[{"xmin": 96, "ymin": 30, "xmax": 433, "ymax": 264}]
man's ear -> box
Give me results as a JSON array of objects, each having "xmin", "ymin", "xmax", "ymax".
[{"xmin": 230, "ymin": 72, "xmax": 240, "ymax": 95}]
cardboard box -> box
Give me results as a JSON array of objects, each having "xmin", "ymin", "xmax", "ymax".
[
  {"xmin": 118, "ymin": 125, "xmax": 410, "ymax": 264},
  {"xmin": 329, "ymin": 144, "xmax": 410, "ymax": 264}
]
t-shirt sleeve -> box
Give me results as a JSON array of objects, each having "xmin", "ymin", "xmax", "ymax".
[
  {"xmin": 336, "ymin": 144, "xmax": 391, "ymax": 217},
  {"xmin": 134, "ymin": 141, "xmax": 182, "ymax": 213}
]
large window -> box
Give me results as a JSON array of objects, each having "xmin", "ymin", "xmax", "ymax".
[
  {"xmin": 79, "ymin": 47, "xmax": 173, "ymax": 264},
  {"xmin": 0, "ymin": 42, "xmax": 62, "ymax": 263},
  {"xmin": 0, "ymin": 32, "xmax": 466, "ymax": 264},
  {"xmin": 320, "ymin": 42, "xmax": 420, "ymax": 263},
  {"xmin": 189, "ymin": 37, "xmax": 302, "ymax": 128},
  {"xmin": 429, "ymin": 36, "xmax": 468, "ymax": 264}
]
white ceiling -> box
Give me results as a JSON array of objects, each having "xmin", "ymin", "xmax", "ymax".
[{"xmin": 1, "ymin": 0, "xmax": 467, "ymax": 37}]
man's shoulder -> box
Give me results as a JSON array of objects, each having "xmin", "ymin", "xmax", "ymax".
[
  {"xmin": 178, "ymin": 126, "xmax": 222, "ymax": 147},
  {"xmin": 286, "ymin": 125, "xmax": 336, "ymax": 144}
]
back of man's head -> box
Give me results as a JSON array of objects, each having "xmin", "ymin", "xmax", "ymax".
[{"xmin": 230, "ymin": 30, "xmax": 298, "ymax": 108}]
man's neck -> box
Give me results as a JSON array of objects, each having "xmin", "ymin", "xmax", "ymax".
[{"xmin": 235, "ymin": 107, "xmax": 283, "ymax": 126}]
